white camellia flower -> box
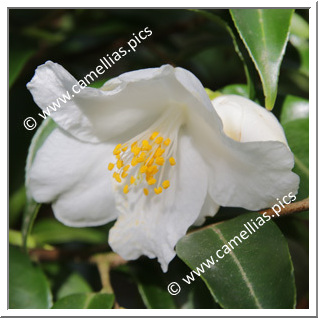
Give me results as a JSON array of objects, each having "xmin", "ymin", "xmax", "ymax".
[{"xmin": 26, "ymin": 61, "xmax": 299, "ymax": 272}]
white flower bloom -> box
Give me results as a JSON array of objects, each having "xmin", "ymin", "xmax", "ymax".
[{"xmin": 26, "ymin": 61, "xmax": 299, "ymax": 272}]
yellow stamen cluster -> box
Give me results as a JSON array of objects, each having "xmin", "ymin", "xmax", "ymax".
[{"xmin": 108, "ymin": 132, "xmax": 176, "ymax": 196}]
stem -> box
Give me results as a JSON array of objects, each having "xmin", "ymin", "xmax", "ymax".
[{"xmin": 258, "ymin": 198, "xmax": 309, "ymax": 218}]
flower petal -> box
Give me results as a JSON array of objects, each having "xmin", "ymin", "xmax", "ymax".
[
  {"xmin": 26, "ymin": 61, "xmax": 101, "ymax": 143},
  {"xmin": 27, "ymin": 128, "xmax": 118, "ymax": 226},
  {"xmin": 193, "ymin": 194, "xmax": 220, "ymax": 226},
  {"xmin": 185, "ymin": 95, "xmax": 300, "ymax": 210},
  {"xmin": 108, "ymin": 131, "xmax": 208, "ymax": 272},
  {"xmin": 213, "ymin": 95, "xmax": 288, "ymax": 144}
]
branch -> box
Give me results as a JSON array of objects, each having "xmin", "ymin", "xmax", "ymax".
[{"xmin": 258, "ymin": 198, "xmax": 309, "ymax": 218}]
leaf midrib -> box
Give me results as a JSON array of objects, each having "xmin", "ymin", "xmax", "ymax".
[{"xmin": 211, "ymin": 227, "xmax": 263, "ymax": 309}]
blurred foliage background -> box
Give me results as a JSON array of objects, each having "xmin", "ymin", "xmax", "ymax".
[{"xmin": 9, "ymin": 9, "xmax": 309, "ymax": 309}]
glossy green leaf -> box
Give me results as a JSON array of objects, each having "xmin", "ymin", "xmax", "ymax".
[
  {"xmin": 290, "ymin": 12, "xmax": 309, "ymax": 39},
  {"xmin": 283, "ymin": 118, "xmax": 309, "ymax": 201},
  {"xmin": 289, "ymin": 13, "xmax": 309, "ymax": 77},
  {"xmin": 32, "ymin": 218, "xmax": 107, "ymax": 245},
  {"xmin": 9, "ymin": 48, "xmax": 34, "ymax": 88},
  {"xmin": 9, "ymin": 246, "xmax": 52, "ymax": 308},
  {"xmin": 230, "ymin": 9, "xmax": 294, "ymax": 110},
  {"xmin": 52, "ymin": 293, "xmax": 114, "ymax": 309},
  {"xmin": 280, "ymin": 95, "xmax": 309, "ymax": 124},
  {"xmin": 220, "ymin": 84, "xmax": 249, "ymax": 98},
  {"xmin": 57, "ymin": 272, "xmax": 92, "ymax": 300},
  {"xmin": 128, "ymin": 261, "xmax": 177, "ymax": 309},
  {"xmin": 176, "ymin": 213, "xmax": 296, "ymax": 309},
  {"xmin": 22, "ymin": 118, "xmax": 57, "ymax": 248},
  {"xmin": 9, "ymin": 185, "xmax": 26, "ymax": 226}
]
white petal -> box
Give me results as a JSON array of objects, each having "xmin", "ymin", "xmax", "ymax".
[
  {"xmin": 27, "ymin": 129, "xmax": 118, "ymax": 227},
  {"xmin": 213, "ymin": 95, "xmax": 288, "ymax": 144},
  {"xmin": 108, "ymin": 132, "xmax": 208, "ymax": 272},
  {"xmin": 26, "ymin": 61, "xmax": 100, "ymax": 143},
  {"xmin": 193, "ymin": 194, "xmax": 220, "ymax": 226},
  {"xmin": 206, "ymin": 139, "xmax": 300, "ymax": 210}
]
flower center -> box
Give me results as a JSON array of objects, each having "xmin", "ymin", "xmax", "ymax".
[
  {"xmin": 108, "ymin": 131, "xmax": 176, "ymax": 196},
  {"xmin": 107, "ymin": 107, "xmax": 183, "ymax": 196}
]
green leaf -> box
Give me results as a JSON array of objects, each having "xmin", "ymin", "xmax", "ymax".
[
  {"xmin": 9, "ymin": 246, "xmax": 52, "ymax": 308},
  {"xmin": 280, "ymin": 95, "xmax": 308, "ymax": 124},
  {"xmin": 176, "ymin": 213, "xmax": 296, "ymax": 309},
  {"xmin": 32, "ymin": 218, "xmax": 107, "ymax": 245},
  {"xmin": 128, "ymin": 261, "xmax": 177, "ymax": 309},
  {"xmin": 9, "ymin": 230, "xmax": 37, "ymax": 249},
  {"xmin": 9, "ymin": 185, "xmax": 26, "ymax": 226},
  {"xmin": 290, "ymin": 12, "xmax": 309, "ymax": 39},
  {"xmin": 230, "ymin": 9, "xmax": 294, "ymax": 110},
  {"xmin": 57, "ymin": 272, "xmax": 92, "ymax": 300},
  {"xmin": 52, "ymin": 293, "xmax": 114, "ymax": 309},
  {"xmin": 23, "ymin": 117, "xmax": 57, "ymax": 248},
  {"xmin": 191, "ymin": 9, "xmax": 255, "ymax": 98},
  {"xmin": 219, "ymin": 84, "xmax": 249, "ymax": 98},
  {"xmin": 9, "ymin": 48, "xmax": 34, "ymax": 88},
  {"xmin": 283, "ymin": 118, "xmax": 309, "ymax": 201},
  {"xmin": 289, "ymin": 13, "xmax": 309, "ymax": 77}
]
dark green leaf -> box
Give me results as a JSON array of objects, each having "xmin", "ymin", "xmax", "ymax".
[
  {"xmin": 128, "ymin": 261, "xmax": 177, "ymax": 309},
  {"xmin": 57, "ymin": 272, "xmax": 92, "ymax": 300},
  {"xmin": 32, "ymin": 218, "xmax": 107, "ymax": 245},
  {"xmin": 280, "ymin": 95, "xmax": 309, "ymax": 124},
  {"xmin": 9, "ymin": 186, "xmax": 26, "ymax": 227},
  {"xmin": 283, "ymin": 118, "xmax": 309, "ymax": 201},
  {"xmin": 9, "ymin": 48, "xmax": 34, "ymax": 88},
  {"xmin": 176, "ymin": 213, "xmax": 296, "ymax": 309},
  {"xmin": 52, "ymin": 293, "xmax": 114, "ymax": 309},
  {"xmin": 230, "ymin": 9, "xmax": 294, "ymax": 110},
  {"xmin": 9, "ymin": 246, "xmax": 52, "ymax": 308}
]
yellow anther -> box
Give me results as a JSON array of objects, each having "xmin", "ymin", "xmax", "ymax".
[
  {"xmin": 140, "ymin": 165, "xmax": 147, "ymax": 173},
  {"xmin": 150, "ymin": 132, "xmax": 159, "ymax": 140},
  {"xmin": 123, "ymin": 165, "xmax": 130, "ymax": 171},
  {"xmin": 131, "ymin": 141, "xmax": 137, "ymax": 149},
  {"xmin": 155, "ymin": 136, "xmax": 164, "ymax": 144},
  {"xmin": 164, "ymin": 138, "xmax": 171, "ymax": 146},
  {"xmin": 169, "ymin": 157, "xmax": 176, "ymax": 166},
  {"xmin": 116, "ymin": 160, "xmax": 124, "ymax": 169},
  {"xmin": 141, "ymin": 140, "xmax": 152, "ymax": 151},
  {"xmin": 155, "ymin": 157, "xmax": 165, "ymax": 166},
  {"xmin": 143, "ymin": 188, "xmax": 149, "ymax": 196},
  {"xmin": 113, "ymin": 172, "xmax": 118, "ymax": 178},
  {"xmin": 136, "ymin": 152, "xmax": 146, "ymax": 163},
  {"xmin": 108, "ymin": 163, "xmax": 115, "ymax": 171},
  {"xmin": 122, "ymin": 146, "xmax": 128, "ymax": 152},
  {"xmin": 113, "ymin": 144, "xmax": 122, "ymax": 155},
  {"xmin": 130, "ymin": 176, "xmax": 136, "ymax": 184},
  {"xmin": 148, "ymin": 178, "xmax": 156, "ymax": 185},
  {"xmin": 121, "ymin": 171, "xmax": 128, "ymax": 178},
  {"xmin": 132, "ymin": 147, "xmax": 141, "ymax": 156},
  {"xmin": 123, "ymin": 185, "xmax": 129, "ymax": 194},
  {"xmin": 147, "ymin": 157, "xmax": 154, "ymax": 166},
  {"xmin": 154, "ymin": 147, "xmax": 165, "ymax": 158},
  {"xmin": 147, "ymin": 165, "xmax": 159, "ymax": 175},
  {"xmin": 131, "ymin": 157, "xmax": 138, "ymax": 166},
  {"xmin": 154, "ymin": 187, "xmax": 162, "ymax": 194},
  {"xmin": 162, "ymin": 180, "xmax": 170, "ymax": 189},
  {"xmin": 115, "ymin": 175, "xmax": 122, "ymax": 183},
  {"xmin": 116, "ymin": 154, "xmax": 121, "ymax": 160}
]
